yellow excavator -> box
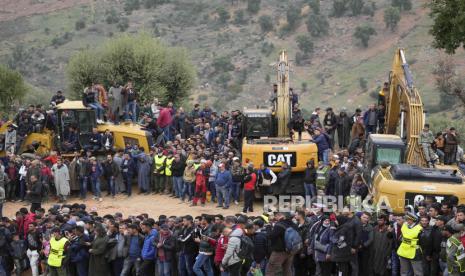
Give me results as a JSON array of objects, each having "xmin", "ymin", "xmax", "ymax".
[
  {"xmin": 0, "ymin": 101, "xmax": 152, "ymax": 157},
  {"xmin": 241, "ymin": 50, "xmax": 318, "ymax": 195},
  {"xmin": 364, "ymin": 48, "xmax": 465, "ymax": 213}
]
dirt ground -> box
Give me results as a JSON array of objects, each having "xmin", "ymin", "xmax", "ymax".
[{"xmin": 3, "ymin": 190, "xmax": 264, "ymax": 219}]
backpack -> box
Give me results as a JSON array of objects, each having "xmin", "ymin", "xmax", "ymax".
[
  {"xmin": 236, "ymin": 235, "xmax": 254, "ymax": 260},
  {"xmin": 278, "ymin": 224, "xmax": 303, "ymax": 254}
]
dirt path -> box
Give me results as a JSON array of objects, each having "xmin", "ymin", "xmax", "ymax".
[
  {"xmin": 0, "ymin": 0, "xmax": 89, "ymax": 22},
  {"xmin": 3, "ymin": 193, "xmax": 264, "ymax": 219}
]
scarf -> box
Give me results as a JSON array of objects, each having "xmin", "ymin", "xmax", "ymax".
[{"xmin": 157, "ymin": 231, "xmax": 172, "ymax": 261}]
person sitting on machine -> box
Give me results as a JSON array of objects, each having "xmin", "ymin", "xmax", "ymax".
[
  {"xmin": 101, "ymin": 129, "xmax": 114, "ymax": 152},
  {"xmin": 62, "ymin": 126, "xmax": 79, "ymax": 153},
  {"xmin": 419, "ymin": 124, "xmax": 437, "ymax": 168},
  {"xmin": 84, "ymin": 128, "xmax": 102, "ymax": 152},
  {"xmin": 31, "ymin": 109, "xmax": 45, "ymax": 132}
]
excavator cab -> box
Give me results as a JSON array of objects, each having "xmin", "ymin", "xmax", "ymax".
[
  {"xmin": 364, "ymin": 134, "xmax": 405, "ymax": 185},
  {"xmin": 56, "ymin": 108, "xmax": 96, "ymax": 151},
  {"xmin": 242, "ymin": 109, "xmax": 274, "ymax": 139}
]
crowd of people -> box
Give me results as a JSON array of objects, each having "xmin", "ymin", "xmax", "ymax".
[
  {"xmin": 0, "ymin": 84, "xmax": 464, "ymax": 276},
  {"xmin": 2, "ymin": 195, "xmax": 465, "ymax": 276}
]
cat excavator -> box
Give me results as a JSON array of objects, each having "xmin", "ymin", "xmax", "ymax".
[
  {"xmin": 241, "ymin": 50, "xmax": 318, "ymax": 196},
  {"xmin": 0, "ymin": 100, "xmax": 152, "ymax": 158},
  {"xmin": 364, "ymin": 48, "xmax": 465, "ymax": 213}
]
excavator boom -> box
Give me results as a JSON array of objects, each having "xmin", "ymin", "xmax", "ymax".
[
  {"xmin": 276, "ymin": 50, "xmax": 291, "ymax": 137},
  {"xmin": 384, "ymin": 48, "xmax": 426, "ymax": 166}
]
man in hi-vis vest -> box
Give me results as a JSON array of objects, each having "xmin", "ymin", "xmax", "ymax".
[
  {"xmin": 152, "ymin": 149, "xmax": 166, "ymax": 194},
  {"xmin": 397, "ymin": 212, "xmax": 424, "ymax": 276},
  {"xmin": 48, "ymin": 228, "xmax": 69, "ymax": 276},
  {"xmin": 445, "ymin": 224, "xmax": 465, "ymax": 276}
]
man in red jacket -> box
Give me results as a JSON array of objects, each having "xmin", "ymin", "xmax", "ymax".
[
  {"xmin": 157, "ymin": 103, "xmax": 173, "ymax": 141},
  {"xmin": 243, "ymin": 166, "xmax": 257, "ymax": 213},
  {"xmin": 192, "ymin": 162, "xmax": 208, "ymax": 206}
]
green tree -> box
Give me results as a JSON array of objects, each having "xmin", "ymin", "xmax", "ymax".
[
  {"xmin": 392, "ymin": 0, "xmax": 411, "ymax": 11},
  {"xmin": 216, "ymin": 7, "xmax": 230, "ymax": 24},
  {"xmin": 306, "ymin": 12, "xmax": 329, "ymax": 37},
  {"xmin": 75, "ymin": 18, "xmax": 86, "ymax": 30},
  {"xmin": 0, "ymin": 65, "xmax": 28, "ymax": 111},
  {"xmin": 212, "ymin": 56, "xmax": 234, "ymax": 73},
  {"xmin": 362, "ymin": 1, "xmax": 376, "ymax": 16},
  {"xmin": 359, "ymin": 77, "xmax": 368, "ymax": 91},
  {"xmin": 143, "ymin": 0, "xmax": 168, "ymax": 9},
  {"xmin": 117, "ymin": 17, "xmax": 130, "ymax": 32},
  {"xmin": 332, "ymin": 0, "xmax": 348, "ymax": 17},
  {"xmin": 217, "ymin": 72, "xmax": 232, "ymax": 89},
  {"xmin": 349, "ymin": 0, "xmax": 364, "ymax": 16},
  {"xmin": 430, "ymin": 0, "xmax": 465, "ymax": 54},
  {"xmin": 286, "ymin": 4, "xmax": 301, "ymax": 30},
  {"xmin": 247, "ymin": 0, "xmax": 261, "ymax": 14},
  {"xmin": 105, "ymin": 8, "xmax": 120, "ymax": 24},
  {"xmin": 259, "ymin": 15, "xmax": 274, "ymax": 33},
  {"xmin": 234, "ymin": 10, "xmax": 247, "ymax": 25},
  {"xmin": 67, "ymin": 34, "xmax": 195, "ymax": 105},
  {"xmin": 296, "ymin": 35, "xmax": 314, "ymax": 55},
  {"xmin": 384, "ymin": 6, "xmax": 400, "ymax": 31},
  {"xmin": 432, "ymin": 56, "xmax": 465, "ymax": 108},
  {"xmin": 307, "ymin": 0, "xmax": 320, "ymax": 14},
  {"xmin": 353, "ymin": 24, "xmax": 376, "ymax": 47},
  {"xmin": 124, "ymin": 0, "xmax": 140, "ymax": 14},
  {"xmin": 301, "ymin": 81, "xmax": 308, "ymax": 92}
]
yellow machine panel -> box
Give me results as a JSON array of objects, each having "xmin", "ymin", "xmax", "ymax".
[
  {"xmin": 372, "ymin": 166, "xmax": 465, "ymax": 214},
  {"xmin": 242, "ymin": 140, "xmax": 318, "ymax": 173}
]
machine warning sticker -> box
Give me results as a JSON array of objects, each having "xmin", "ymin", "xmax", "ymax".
[{"xmin": 264, "ymin": 152, "xmax": 297, "ymax": 167}]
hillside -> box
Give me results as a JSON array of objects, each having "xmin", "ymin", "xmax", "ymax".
[{"xmin": 0, "ymin": 0, "xmax": 464, "ymax": 117}]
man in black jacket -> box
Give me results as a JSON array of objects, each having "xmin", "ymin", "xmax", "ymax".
[
  {"xmin": 101, "ymin": 129, "xmax": 115, "ymax": 152},
  {"xmin": 178, "ymin": 215, "xmax": 198, "ymax": 276},
  {"xmin": 170, "ymin": 154, "xmax": 185, "ymax": 198},
  {"xmin": 420, "ymin": 215, "xmax": 434, "ymax": 275},
  {"xmin": 303, "ymin": 160, "xmax": 317, "ymax": 199},
  {"xmin": 85, "ymin": 128, "xmax": 102, "ymax": 152},
  {"xmin": 334, "ymin": 168, "xmax": 351, "ymax": 199},
  {"xmin": 266, "ymin": 212, "xmax": 296, "ymax": 276},
  {"xmin": 276, "ymin": 163, "xmax": 291, "ymax": 195},
  {"xmin": 27, "ymin": 175, "xmax": 42, "ymax": 213},
  {"xmin": 102, "ymin": 154, "xmax": 120, "ymax": 198},
  {"xmin": 294, "ymin": 210, "xmax": 313, "ymax": 276},
  {"xmin": 251, "ymin": 219, "xmax": 269, "ymax": 275},
  {"xmin": 342, "ymin": 208, "xmax": 362, "ymax": 276}
]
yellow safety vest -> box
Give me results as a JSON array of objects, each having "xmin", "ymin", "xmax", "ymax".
[
  {"xmin": 397, "ymin": 223, "xmax": 422, "ymax": 259},
  {"xmin": 447, "ymin": 235, "xmax": 465, "ymax": 273},
  {"xmin": 165, "ymin": 157, "xmax": 174, "ymax": 176},
  {"xmin": 48, "ymin": 237, "xmax": 68, "ymax": 267},
  {"xmin": 154, "ymin": 155, "xmax": 166, "ymax": 175}
]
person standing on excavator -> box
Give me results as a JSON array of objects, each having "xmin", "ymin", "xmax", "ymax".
[{"xmin": 419, "ymin": 124, "xmax": 437, "ymax": 168}]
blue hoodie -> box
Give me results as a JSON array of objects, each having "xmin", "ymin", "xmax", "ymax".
[
  {"xmin": 141, "ymin": 229, "xmax": 158, "ymax": 260},
  {"xmin": 215, "ymin": 169, "xmax": 232, "ymax": 188},
  {"xmin": 313, "ymin": 133, "xmax": 330, "ymax": 152}
]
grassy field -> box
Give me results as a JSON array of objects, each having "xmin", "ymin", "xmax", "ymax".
[{"xmin": 0, "ymin": 0, "xmax": 464, "ymax": 116}]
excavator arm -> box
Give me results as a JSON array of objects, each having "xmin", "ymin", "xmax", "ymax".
[
  {"xmin": 384, "ymin": 48, "xmax": 426, "ymax": 167},
  {"xmin": 276, "ymin": 50, "xmax": 291, "ymax": 137}
]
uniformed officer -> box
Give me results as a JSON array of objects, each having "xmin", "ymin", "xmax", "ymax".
[
  {"xmin": 153, "ymin": 149, "xmax": 166, "ymax": 194},
  {"xmin": 48, "ymin": 228, "xmax": 69, "ymax": 276},
  {"xmin": 397, "ymin": 212, "xmax": 423, "ymax": 276},
  {"xmin": 446, "ymin": 224, "xmax": 465, "ymax": 276}
]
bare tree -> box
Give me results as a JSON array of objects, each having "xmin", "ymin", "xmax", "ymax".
[{"xmin": 433, "ymin": 55, "xmax": 465, "ymax": 107}]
